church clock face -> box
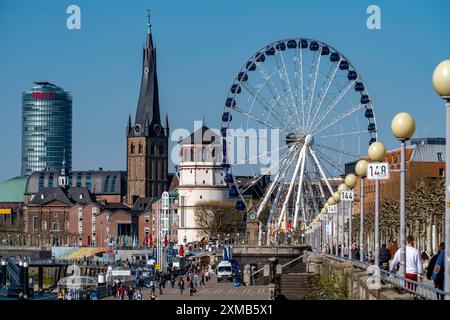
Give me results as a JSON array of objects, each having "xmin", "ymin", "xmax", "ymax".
[
  {"xmin": 249, "ymin": 212, "xmax": 256, "ymax": 220},
  {"xmin": 144, "ymin": 67, "xmax": 149, "ymax": 73},
  {"xmin": 134, "ymin": 124, "xmax": 142, "ymax": 134}
]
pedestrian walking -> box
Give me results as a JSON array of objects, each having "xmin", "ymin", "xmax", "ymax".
[
  {"xmin": 389, "ymin": 236, "xmax": 423, "ymax": 292},
  {"xmin": 388, "ymin": 241, "xmax": 398, "ymax": 260},
  {"xmin": 427, "ymin": 243, "xmax": 445, "ymax": 280},
  {"xmin": 178, "ymin": 277, "xmax": 185, "ymax": 295},
  {"xmin": 118, "ymin": 283, "xmax": 126, "ymax": 300},
  {"xmin": 189, "ymin": 278, "xmax": 195, "ymax": 296},
  {"xmin": 431, "ymin": 243, "xmax": 445, "ymax": 300},
  {"xmin": 133, "ymin": 289, "xmax": 143, "ymax": 300},
  {"xmin": 379, "ymin": 244, "xmax": 391, "ymax": 271},
  {"xmin": 350, "ymin": 243, "xmax": 360, "ymax": 260},
  {"xmin": 149, "ymin": 278, "xmax": 156, "ymax": 294},
  {"xmin": 127, "ymin": 284, "xmax": 134, "ymax": 300}
]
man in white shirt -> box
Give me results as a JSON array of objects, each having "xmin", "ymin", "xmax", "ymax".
[{"xmin": 389, "ymin": 235, "xmax": 423, "ymax": 291}]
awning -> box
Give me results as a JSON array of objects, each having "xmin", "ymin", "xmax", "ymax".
[{"xmin": 65, "ymin": 247, "xmax": 107, "ymax": 260}]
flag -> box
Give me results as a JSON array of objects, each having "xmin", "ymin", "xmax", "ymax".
[
  {"xmin": 164, "ymin": 234, "xmax": 168, "ymax": 247},
  {"xmin": 149, "ymin": 234, "xmax": 153, "ymax": 247},
  {"xmin": 179, "ymin": 245, "xmax": 184, "ymax": 257}
]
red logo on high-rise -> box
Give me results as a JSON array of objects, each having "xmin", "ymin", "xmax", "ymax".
[{"xmin": 32, "ymin": 92, "xmax": 54, "ymax": 99}]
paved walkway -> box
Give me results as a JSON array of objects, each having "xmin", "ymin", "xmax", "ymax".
[{"xmin": 104, "ymin": 274, "xmax": 270, "ymax": 300}]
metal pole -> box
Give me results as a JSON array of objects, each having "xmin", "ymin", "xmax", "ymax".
[
  {"xmin": 348, "ymin": 196, "xmax": 352, "ymax": 259},
  {"xmin": 342, "ymin": 201, "xmax": 345, "ymax": 258},
  {"xmin": 360, "ymin": 178, "xmax": 365, "ymax": 262},
  {"xmin": 399, "ymin": 140, "xmax": 406, "ymax": 278},
  {"xmin": 445, "ymin": 101, "xmax": 450, "ymax": 298},
  {"xmin": 375, "ymin": 179, "xmax": 380, "ymax": 268},
  {"xmin": 329, "ymin": 213, "xmax": 334, "ymax": 255}
]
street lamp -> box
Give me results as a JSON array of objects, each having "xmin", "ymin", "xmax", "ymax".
[
  {"xmin": 337, "ymin": 184, "xmax": 347, "ymax": 257},
  {"xmin": 345, "ymin": 174, "xmax": 357, "ymax": 259},
  {"xmin": 356, "ymin": 159, "xmax": 368, "ymax": 262},
  {"xmin": 368, "ymin": 141, "xmax": 387, "ymax": 268},
  {"xmin": 391, "ymin": 112, "xmax": 416, "ymax": 278},
  {"xmin": 432, "ymin": 60, "xmax": 450, "ymax": 297},
  {"xmin": 333, "ymin": 188, "xmax": 345, "ymax": 257},
  {"xmin": 327, "ymin": 196, "xmax": 337, "ymax": 255}
]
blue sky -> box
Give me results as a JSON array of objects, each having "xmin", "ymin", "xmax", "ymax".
[{"xmin": 0, "ymin": 0, "xmax": 449, "ymax": 181}]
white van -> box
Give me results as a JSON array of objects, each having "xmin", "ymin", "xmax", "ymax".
[{"xmin": 216, "ymin": 260, "xmax": 233, "ymax": 282}]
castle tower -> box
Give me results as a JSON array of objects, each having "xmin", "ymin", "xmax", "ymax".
[{"xmin": 127, "ymin": 11, "xmax": 169, "ymax": 205}]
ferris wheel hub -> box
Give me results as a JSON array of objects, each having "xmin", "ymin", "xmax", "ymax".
[{"xmin": 304, "ymin": 134, "xmax": 314, "ymax": 147}]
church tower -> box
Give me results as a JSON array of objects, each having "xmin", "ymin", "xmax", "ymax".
[{"xmin": 127, "ymin": 11, "xmax": 169, "ymax": 205}]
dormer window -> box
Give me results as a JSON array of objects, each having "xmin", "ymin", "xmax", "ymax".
[
  {"xmin": 40, "ymin": 194, "xmax": 44, "ymax": 200},
  {"xmin": 79, "ymin": 193, "xmax": 83, "ymax": 200}
]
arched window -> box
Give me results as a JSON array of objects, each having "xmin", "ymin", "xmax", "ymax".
[
  {"xmin": 138, "ymin": 143, "xmax": 143, "ymax": 154},
  {"xmin": 152, "ymin": 144, "xmax": 157, "ymax": 155},
  {"xmin": 42, "ymin": 221, "xmax": 47, "ymax": 231},
  {"xmin": 130, "ymin": 143, "xmax": 135, "ymax": 154}
]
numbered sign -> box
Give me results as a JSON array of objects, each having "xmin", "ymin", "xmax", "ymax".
[
  {"xmin": 367, "ymin": 162, "xmax": 389, "ymax": 180},
  {"xmin": 327, "ymin": 205, "xmax": 337, "ymax": 213},
  {"xmin": 341, "ymin": 190, "xmax": 354, "ymax": 201}
]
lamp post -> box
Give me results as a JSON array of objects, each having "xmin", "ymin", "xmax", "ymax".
[
  {"xmin": 345, "ymin": 174, "xmax": 357, "ymax": 259},
  {"xmin": 391, "ymin": 112, "xmax": 416, "ymax": 278},
  {"xmin": 368, "ymin": 141, "xmax": 387, "ymax": 269},
  {"xmin": 432, "ymin": 60, "xmax": 450, "ymax": 297},
  {"xmin": 335, "ymin": 187, "xmax": 345, "ymax": 257},
  {"xmin": 327, "ymin": 197, "xmax": 337, "ymax": 255},
  {"xmin": 356, "ymin": 159, "xmax": 368, "ymax": 262},
  {"xmin": 325, "ymin": 202, "xmax": 332, "ymax": 254}
]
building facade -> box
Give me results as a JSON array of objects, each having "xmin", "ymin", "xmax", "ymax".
[
  {"xmin": 22, "ymin": 82, "xmax": 72, "ymax": 176},
  {"xmin": 351, "ymin": 138, "xmax": 446, "ymax": 253},
  {"xmin": 177, "ymin": 125, "xmax": 228, "ymax": 244},
  {"xmin": 126, "ymin": 20, "xmax": 169, "ymax": 205}
]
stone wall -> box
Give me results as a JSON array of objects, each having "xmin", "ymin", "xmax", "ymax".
[{"xmin": 304, "ymin": 252, "xmax": 414, "ymax": 300}]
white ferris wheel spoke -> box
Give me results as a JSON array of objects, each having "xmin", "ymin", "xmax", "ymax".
[
  {"xmin": 278, "ymin": 145, "xmax": 306, "ymax": 228},
  {"xmin": 305, "ymin": 49, "xmax": 322, "ymax": 133},
  {"xmin": 312, "ymin": 147, "xmax": 344, "ymax": 174},
  {"xmin": 308, "ymin": 78, "xmax": 358, "ymax": 134},
  {"xmin": 233, "ymin": 106, "xmax": 290, "ymax": 135},
  {"xmin": 312, "ymin": 103, "xmax": 366, "ymax": 136},
  {"xmin": 275, "ymin": 49, "xmax": 302, "ymax": 131},
  {"xmin": 314, "ymin": 143, "xmax": 365, "ymax": 159},
  {"xmin": 256, "ymin": 145, "xmax": 300, "ymax": 219},
  {"xmin": 309, "ymin": 146, "xmax": 335, "ymax": 195},
  {"xmin": 306, "ymin": 58, "xmax": 342, "ymax": 133},
  {"xmin": 240, "ymin": 80, "xmax": 298, "ymax": 131},
  {"xmin": 317, "ymin": 130, "xmax": 371, "ymax": 139},
  {"xmin": 257, "ymin": 65, "xmax": 298, "ymax": 129},
  {"xmin": 293, "ymin": 146, "xmax": 308, "ymax": 228}
]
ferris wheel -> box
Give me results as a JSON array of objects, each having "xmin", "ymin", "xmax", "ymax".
[{"xmin": 220, "ymin": 38, "xmax": 377, "ymax": 241}]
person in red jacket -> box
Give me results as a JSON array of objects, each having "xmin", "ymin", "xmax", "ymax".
[{"xmin": 117, "ymin": 283, "xmax": 126, "ymax": 300}]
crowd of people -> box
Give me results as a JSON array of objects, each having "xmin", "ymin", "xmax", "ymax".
[
  {"xmin": 324, "ymin": 236, "xmax": 447, "ymax": 299},
  {"xmin": 109, "ymin": 261, "xmax": 211, "ymax": 300}
]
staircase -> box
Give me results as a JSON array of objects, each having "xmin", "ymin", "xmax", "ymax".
[
  {"xmin": 6, "ymin": 259, "xmax": 21, "ymax": 289},
  {"xmin": 278, "ymin": 273, "xmax": 317, "ymax": 300}
]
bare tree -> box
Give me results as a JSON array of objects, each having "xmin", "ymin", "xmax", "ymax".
[{"xmin": 194, "ymin": 200, "xmax": 245, "ymax": 237}]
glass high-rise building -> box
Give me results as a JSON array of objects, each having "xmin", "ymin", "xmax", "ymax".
[{"xmin": 21, "ymin": 82, "xmax": 72, "ymax": 176}]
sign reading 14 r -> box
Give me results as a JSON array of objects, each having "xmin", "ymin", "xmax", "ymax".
[
  {"xmin": 341, "ymin": 190, "xmax": 354, "ymax": 201},
  {"xmin": 367, "ymin": 162, "xmax": 390, "ymax": 180}
]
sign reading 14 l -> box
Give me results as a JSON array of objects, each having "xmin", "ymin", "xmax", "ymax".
[
  {"xmin": 341, "ymin": 190, "xmax": 354, "ymax": 201},
  {"xmin": 367, "ymin": 162, "xmax": 390, "ymax": 180}
]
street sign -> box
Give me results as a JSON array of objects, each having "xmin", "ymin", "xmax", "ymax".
[
  {"xmin": 367, "ymin": 162, "xmax": 390, "ymax": 180},
  {"xmin": 328, "ymin": 205, "xmax": 337, "ymax": 213},
  {"xmin": 341, "ymin": 190, "xmax": 354, "ymax": 201},
  {"xmin": 0, "ymin": 208, "xmax": 11, "ymax": 214},
  {"xmin": 155, "ymin": 263, "xmax": 161, "ymax": 270}
]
